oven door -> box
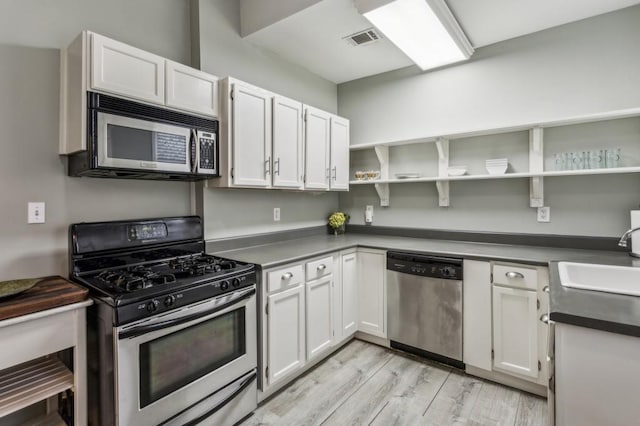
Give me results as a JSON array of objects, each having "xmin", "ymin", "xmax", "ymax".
[
  {"xmin": 97, "ymin": 111, "xmax": 193, "ymax": 173},
  {"xmin": 115, "ymin": 286, "xmax": 257, "ymax": 426}
]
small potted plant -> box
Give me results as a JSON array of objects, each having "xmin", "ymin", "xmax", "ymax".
[{"xmin": 328, "ymin": 212, "xmax": 350, "ymax": 236}]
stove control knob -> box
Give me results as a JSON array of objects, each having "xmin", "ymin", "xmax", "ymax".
[
  {"xmin": 231, "ymin": 278, "xmax": 240, "ymax": 287},
  {"xmin": 164, "ymin": 295, "xmax": 176, "ymax": 308},
  {"xmin": 220, "ymin": 280, "xmax": 229, "ymax": 291},
  {"xmin": 146, "ymin": 300, "xmax": 159, "ymax": 313}
]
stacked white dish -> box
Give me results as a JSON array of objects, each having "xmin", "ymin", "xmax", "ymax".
[
  {"xmin": 447, "ymin": 166, "xmax": 467, "ymax": 176},
  {"xmin": 486, "ymin": 158, "xmax": 508, "ymax": 175}
]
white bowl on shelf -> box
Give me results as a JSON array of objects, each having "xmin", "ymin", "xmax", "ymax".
[
  {"xmin": 486, "ymin": 164, "xmax": 508, "ymax": 175},
  {"xmin": 486, "ymin": 158, "xmax": 508, "ymax": 175},
  {"xmin": 447, "ymin": 166, "xmax": 468, "ymax": 176}
]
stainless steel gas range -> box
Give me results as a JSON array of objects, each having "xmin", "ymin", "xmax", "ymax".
[{"xmin": 69, "ymin": 216, "xmax": 257, "ymax": 426}]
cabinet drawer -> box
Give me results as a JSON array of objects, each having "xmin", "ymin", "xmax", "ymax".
[
  {"xmin": 267, "ymin": 264, "xmax": 304, "ymax": 293},
  {"xmin": 493, "ymin": 264, "xmax": 537, "ymax": 290},
  {"xmin": 305, "ymin": 256, "xmax": 333, "ymax": 281}
]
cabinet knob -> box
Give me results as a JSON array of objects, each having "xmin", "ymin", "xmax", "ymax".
[
  {"xmin": 281, "ymin": 272, "xmax": 293, "ymax": 280},
  {"xmin": 317, "ymin": 264, "xmax": 326, "ymax": 271},
  {"xmin": 543, "ymin": 285, "xmax": 550, "ymax": 293},
  {"xmin": 506, "ymin": 271, "xmax": 525, "ymax": 279},
  {"xmin": 540, "ymin": 313, "xmax": 550, "ymax": 324}
]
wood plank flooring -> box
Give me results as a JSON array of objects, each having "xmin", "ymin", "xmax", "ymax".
[{"xmin": 242, "ymin": 340, "xmax": 547, "ymax": 426}]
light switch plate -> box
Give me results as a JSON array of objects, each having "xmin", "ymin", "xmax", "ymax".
[
  {"xmin": 28, "ymin": 202, "xmax": 45, "ymax": 224},
  {"xmin": 537, "ymin": 206, "xmax": 550, "ymax": 222},
  {"xmin": 273, "ymin": 207, "xmax": 280, "ymax": 222},
  {"xmin": 365, "ymin": 205, "xmax": 374, "ymax": 223}
]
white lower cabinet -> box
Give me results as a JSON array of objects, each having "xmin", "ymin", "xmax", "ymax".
[
  {"xmin": 492, "ymin": 285, "xmax": 539, "ymax": 378},
  {"xmin": 463, "ymin": 260, "xmax": 492, "ymax": 370},
  {"xmin": 340, "ymin": 251, "xmax": 358, "ymax": 337},
  {"xmin": 266, "ymin": 284, "xmax": 305, "ymax": 386},
  {"xmin": 491, "ymin": 262, "xmax": 550, "ymax": 386},
  {"xmin": 555, "ymin": 323, "xmax": 640, "ymax": 426},
  {"xmin": 306, "ymin": 276, "xmax": 333, "ymax": 361},
  {"xmin": 357, "ymin": 249, "xmax": 386, "ymax": 338}
]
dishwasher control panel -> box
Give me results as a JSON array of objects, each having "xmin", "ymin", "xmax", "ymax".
[{"xmin": 386, "ymin": 251, "xmax": 463, "ymax": 280}]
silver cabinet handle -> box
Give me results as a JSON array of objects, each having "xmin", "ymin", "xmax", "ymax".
[
  {"xmin": 543, "ymin": 285, "xmax": 550, "ymax": 293},
  {"xmin": 316, "ymin": 264, "xmax": 326, "ymax": 271},
  {"xmin": 506, "ymin": 271, "xmax": 525, "ymax": 279},
  {"xmin": 281, "ymin": 272, "xmax": 293, "ymax": 280},
  {"xmin": 540, "ymin": 313, "xmax": 550, "ymax": 324},
  {"xmin": 274, "ymin": 157, "xmax": 280, "ymax": 175},
  {"xmin": 265, "ymin": 157, "xmax": 271, "ymax": 176},
  {"xmin": 332, "ymin": 166, "xmax": 337, "ymax": 180}
]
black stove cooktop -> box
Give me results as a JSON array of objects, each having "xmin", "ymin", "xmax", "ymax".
[
  {"xmin": 86, "ymin": 253, "xmax": 245, "ymax": 294},
  {"xmin": 69, "ymin": 217, "xmax": 257, "ymax": 325}
]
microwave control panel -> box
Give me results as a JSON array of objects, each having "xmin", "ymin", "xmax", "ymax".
[{"xmin": 197, "ymin": 131, "xmax": 217, "ymax": 174}]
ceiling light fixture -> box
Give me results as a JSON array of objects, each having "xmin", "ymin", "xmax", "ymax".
[{"xmin": 355, "ymin": 0, "xmax": 474, "ymax": 71}]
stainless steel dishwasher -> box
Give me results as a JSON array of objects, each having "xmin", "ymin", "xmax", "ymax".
[{"xmin": 387, "ymin": 251, "xmax": 464, "ymax": 368}]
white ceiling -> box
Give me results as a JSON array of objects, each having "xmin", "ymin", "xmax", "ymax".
[{"xmin": 242, "ymin": 0, "xmax": 640, "ymax": 84}]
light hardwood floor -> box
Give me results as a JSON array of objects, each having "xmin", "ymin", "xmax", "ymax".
[{"xmin": 242, "ymin": 340, "xmax": 547, "ymax": 426}]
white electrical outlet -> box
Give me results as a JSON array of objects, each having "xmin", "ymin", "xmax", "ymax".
[
  {"xmin": 28, "ymin": 202, "xmax": 45, "ymax": 224},
  {"xmin": 537, "ymin": 206, "xmax": 550, "ymax": 223},
  {"xmin": 365, "ymin": 205, "xmax": 374, "ymax": 223},
  {"xmin": 273, "ymin": 207, "xmax": 280, "ymax": 222}
]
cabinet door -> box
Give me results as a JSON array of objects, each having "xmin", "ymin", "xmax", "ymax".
[
  {"xmin": 273, "ymin": 96, "xmax": 304, "ymax": 188},
  {"xmin": 492, "ymin": 285, "xmax": 538, "ymax": 379},
  {"xmin": 267, "ymin": 285, "xmax": 305, "ymax": 385},
  {"xmin": 330, "ymin": 116, "xmax": 350, "ymax": 190},
  {"xmin": 341, "ymin": 252, "xmax": 358, "ymax": 337},
  {"xmin": 357, "ymin": 250, "xmax": 386, "ymax": 337},
  {"xmin": 306, "ymin": 276, "xmax": 333, "ymax": 361},
  {"xmin": 463, "ymin": 260, "xmax": 492, "ymax": 371},
  {"xmin": 90, "ymin": 33, "xmax": 165, "ymax": 105},
  {"xmin": 165, "ymin": 60, "xmax": 218, "ymax": 117},
  {"xmin": 304, "ymin": 106, "xmax": 330, "ymax": 190},
  {"xmin": 232, "ymin": 83, "xmax": 272, "ymax": 187}
]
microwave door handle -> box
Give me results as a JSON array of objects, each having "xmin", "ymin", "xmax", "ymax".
[
  {"xmin": 190, "ymin": 129, "xmax": 198, "ymax": 173},
  {"xmin": 118, "ymin": 287, "xmax": 255, "ymax": 340}
]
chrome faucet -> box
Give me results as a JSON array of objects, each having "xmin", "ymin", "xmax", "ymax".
[{"xmin": 618, "ymin": 227, "xmax": 640, "ymax": 248}]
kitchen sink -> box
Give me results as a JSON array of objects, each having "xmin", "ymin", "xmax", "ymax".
[{"xmin": 557, "ymin": 262, "xmax": 640, "ymax": 296}]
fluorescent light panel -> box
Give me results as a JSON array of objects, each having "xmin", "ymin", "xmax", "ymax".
[{"xmin": 359, "ymin": 0, "xmax": 474, "ymax": 70}]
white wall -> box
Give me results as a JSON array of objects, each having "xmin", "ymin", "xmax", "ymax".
[
  {"xmin": 0, "ymin": 0, "xmax": 193, "ymax": 282},
  {"xmin": 338, "ymin": 6, "xmax": 640, "ymax": 237},
  {"xmin": 193, "ymin": 0, "xmax": 339, "ymax": 240}
]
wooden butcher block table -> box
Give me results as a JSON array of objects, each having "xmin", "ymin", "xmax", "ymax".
[
  {"xmin": 0, "ymin": 276, "xmax": 91, "ymax": 424},
  {"xmin": 0, "ymin": 276, "xmax": 88, "ymax": 321}
]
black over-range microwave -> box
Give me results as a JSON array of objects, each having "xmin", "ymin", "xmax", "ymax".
[{"xmin": 68, "ymin": 92, "xmax": 219, "ymax": 181}]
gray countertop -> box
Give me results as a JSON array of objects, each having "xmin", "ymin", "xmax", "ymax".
[{"xmin": 211, "ymin": 233, "xmax": 640, "ymax": 337}]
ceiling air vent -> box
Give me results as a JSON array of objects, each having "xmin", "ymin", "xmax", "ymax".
[{"xmin": 343, "ymin": 28, "xmax": 382, "ymax": 46}]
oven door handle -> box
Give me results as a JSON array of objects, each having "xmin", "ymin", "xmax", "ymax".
[{"xmin": 118, "ymin": 287, "xmax": 256, "ymax": 340}]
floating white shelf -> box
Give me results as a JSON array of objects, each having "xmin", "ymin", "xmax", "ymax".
[
  {"xmin": 350, "ymin": 166, "xmax": 640, "ymax": 186},
  {"xmin": 0, "ymin": 357, "xmax": 73, "ymax": 418},
  {"xmin": 349, "ymin": 107, "xmax": 640, "ymax": 151}
]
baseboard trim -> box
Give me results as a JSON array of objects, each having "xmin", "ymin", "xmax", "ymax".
[{"xmin": 465, "ymin": 365, "xmax": 547, "ymax": 397}]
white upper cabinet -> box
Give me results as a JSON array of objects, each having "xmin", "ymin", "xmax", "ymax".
[
  {"xmin": 272, "ymin": 95, "xmax": 304, "ymax": 189},
  {"xmin": 304, "ymin": 106, "xmax": 331, "ymax": 190},
  {"xmin": 90, "ymin": 33, "xmax": 165, "ymax": 105},
  {"xmin": 209, "ymin": 77, "xmax": 349, "ymax": 192},
  {"xmin": 330, "ymin": 116, "xmax": 350, "ymax": 190},
  {"xmin": 165, "ymin": 60, "xmax": 219, "ymax": 117},
  {"xmin": 60, "ymin": 31, "xmax": 220, "ymax": 154},
  {"xmin": 231, "ymin": 83, "xmax": 273, "ymax": 187}
]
